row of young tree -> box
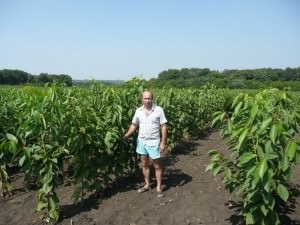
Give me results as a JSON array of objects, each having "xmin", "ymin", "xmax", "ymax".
[{"xmin": 0, "ymin": 69, "xmax": 72, "ymax": 86}]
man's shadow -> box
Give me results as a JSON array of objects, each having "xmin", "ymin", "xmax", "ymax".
[{"xmin": 158, "ymin": 139, "xmax": 203, "ymax": 191}]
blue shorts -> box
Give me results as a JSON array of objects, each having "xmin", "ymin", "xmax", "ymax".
[{"xmin": 136, "ymin": 139, "xmax": 160, "ymax": 159}]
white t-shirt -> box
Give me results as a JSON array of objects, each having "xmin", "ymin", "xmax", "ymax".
[{"xmin": 132, "ymin": 104, "xmax": 167, "ymax": 146}]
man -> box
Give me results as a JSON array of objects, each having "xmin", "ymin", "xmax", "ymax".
[{"xmin": 124, "ymin": 90, "xmax": 167, "ymax": 197}]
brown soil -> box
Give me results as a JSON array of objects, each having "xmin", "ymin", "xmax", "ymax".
[{"xmin": 0, "ymin": 130, "xmax": 299, "ymax": 225}]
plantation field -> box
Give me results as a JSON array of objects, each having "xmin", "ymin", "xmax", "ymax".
[
  {"xmin": 1, "ymin": 80, "xmax": 300, "ymax": 224},
  {"xmin": 0, "ymin": 130, "xmax": 299, "ymax": 225}
]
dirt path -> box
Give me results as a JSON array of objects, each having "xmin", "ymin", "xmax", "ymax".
[{"xmin": 0, "ymin": 130, "xmax": 299, "ymax": 225}]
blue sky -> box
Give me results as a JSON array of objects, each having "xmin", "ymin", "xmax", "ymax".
[{"xmin": 1, "ymin": 0, "xmax": 299, "ymax": 81}]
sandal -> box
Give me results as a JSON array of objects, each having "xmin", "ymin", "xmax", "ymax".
[
  {"xmin": 137, "ymin": 187, "xmax": 150, "ymax": 193},
  {"xmin": 157, "ymin": 191, "xmax": 164, "ymax": 198}
]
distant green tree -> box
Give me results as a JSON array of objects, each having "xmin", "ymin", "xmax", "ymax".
[
  {"xmin": 0, "ymin": 70, "xmax": 9, "ymax": 84},
  {"xmin": 38, "ymin": 73, "xmax": 51, "ymax": 83},
  {"xmin": 0, "ymin": 69, "xmax": 30, "ymax": 84},
  {"xmin": 58, "ymin": 74, "xmax": 72, "ymax": 86},
  {"xmin": 157, "ymin": 69, "xmax": 181, "ymax": 80},
  {"xmin": 229, "ymin": 79, "xmax": 246, "ymax": 89}
]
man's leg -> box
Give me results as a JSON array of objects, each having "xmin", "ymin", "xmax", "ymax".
[
  {"xmin": 140, "ymin": 155, "xmax": 150, "ymax": 189},
  {"xmin": 153, "ymin": 159, "xmax": 163, "ymax": 192}
]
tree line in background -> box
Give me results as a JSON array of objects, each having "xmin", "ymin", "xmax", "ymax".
[
  {"xmin": 1, "ymin": 67, "xmax": 300, "ymax": 90},
  {"xmin": 0, "ymin": 69, "xmax": 72, "ymax": 86},
  {"xmin": 149, "ymin": 67, "xmax": 300, "ymax": 91}
]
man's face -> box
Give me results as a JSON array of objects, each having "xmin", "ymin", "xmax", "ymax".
[{"xmin": 142, "ymin": 91, "xmax": 153, "ymax": 108}]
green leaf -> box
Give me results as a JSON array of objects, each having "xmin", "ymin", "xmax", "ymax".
[
  {"xmin": 25, "ymin": 130, "xmax": 32, "ymax": 138},
  {"xmin": 210, "ymin": 153, "xmax": 221, "ymax": 161},
  {"xmin": 224, "ymin": 167, "xmax": 232, "ymax": 178},
  {"xmin": 36, "ymin": 202, "xmax": 48, "ymax": 211},
  {"xmin": 277, "ymin": 184, "xmax": 289, "ymax": 202},
  {"xmin": 212, "ymin": 165, "xmax": 222, "ymax": 176},
  {"xmin": 257, "ymin": 145, "xmax": 265, "ymax": 159},
  {"xmin": 237, "ymin": 128, "xmax": 248, "ymax": 150},
  {"xmin": 231, "ymin": 127, "xmax": 244, "ymax": 140},
  {"xmin": 43, "ymin": 171, "xmax": 53, "ymax": 184},
  {"xmin": 50, "ymin": 158, "xmax": 58, "ymax": 164},
  {"xmin": 262, "ymin": 192, "xmax": 275, "ymax": 210},
  {"xmin": 270, "ymin": 124, "xmax": 278, "ymax": 144},
  {"xmin": 32, "ymin": 110, "xmax": 40, "ymax": 121},
  {"xmin": 227, "ymin": 119, "xmax": 233, "ymax": 133},
  {"xmin": 259, "ymin": 117, "xmax": 272, "ymax": 133},
  {"xmin": 258, "ymin": 158, "xmax": 267, "ymax": 179},
  {"xmin": 212, "ymin": 112, "xmax": 226, "ymax": 126},
  {"xmin": 19, "ymin": 155, "xmax": 26, "ymax": 166},
  {"xmin": 250, "ymin": 104, "xmax": 258, "ymax": 118},
  {"xmin": 24, "ymin": 147, "xmax": 32, "ymax": 158},
  {"xmin": 49, "ymin": 209, "xmax": 59, "ymax": 222},
  {"xmin": 238, "ymin": 152, "xmax": 256, "ymax": 166},
  {"xmin": 260, "ymin": 204, "xmax": 268, "ymax": 216},
  {"xmin": 8, "ymin": 140, "xmax": 17, "ymax": 154},
  {"xmin": 253, "ymin": 166, "xmax": 261, "ymax": 184},
  {"xmin": 246, "ymin": 165, "xmax": 257, "ymax": 178},
  {"xmin": 41, "ymin": 114, "xmax": 47, "ymax": 129},
  {"xmin": 105, "ymin": 131, "xmax": 112, "ymax": 149},
  {"xmin": 281, "ymin": 155, "xmax": 289, "ymax": 172},
  {"xmin": 205, "ymin": 162, "xmax": 216, "ymax": 172},
  {"xmin": 49, "ymin": 195, "xmax": 58, "ymax": 209},
  {"xmin": 264, "ymin": 140, "xmax": 273, "ymax": 154},
  {"xmin": 263, "ymin": 173, "xmax": 272, "ymax": 192},
  {"xmin": 286, "ymin": 141, "xmax": 297, "ymax": 161},
  {"xmin": 6, "ymin": 133, "xmax": 18, "ymax": 143},
  {"xmin": 5, "ymin": 183, "xmax": 13, "ymax": 192},
  {"xmin": 32, "ymin": 154, "xmax": 44, "ymax": 160},
  {"xmin": 207, "ymin": 149, "xmax": 219, "ymax": 156},
  {"xmin": 246, "ymin": 213, "xmax": 255, "ymax": 224},
  {"xmin": 265, "ymin": 153, "xmax": 278, "ymax": 160},
  {"xmin": 42, "ymin": 183, "xmax": 52, "ymax": 194},
  {"xmin": 234, "ymin": 101, "xmax": 243, "ymax": 115},
  {"xmin": 270, "ymin": 211, "xmax": 280, "ymax": 225}
]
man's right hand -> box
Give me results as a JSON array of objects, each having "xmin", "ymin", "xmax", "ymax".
[{"xmin": 123, "ymin": 133, "xmax": 129, "ymax": 140}]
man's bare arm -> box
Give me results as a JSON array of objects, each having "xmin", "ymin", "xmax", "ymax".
[
  {"xmin": 124, "ymin": 124, "xmax": 138, "ymax": 139},
  {"xmin": 160, "ymin": 123, "xmax": 167, "ymax": 152}
]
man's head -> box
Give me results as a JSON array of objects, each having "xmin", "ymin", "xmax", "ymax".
[{"xmin": 141, "ymin": 90, "xmax": 153, "ymax": 109}]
